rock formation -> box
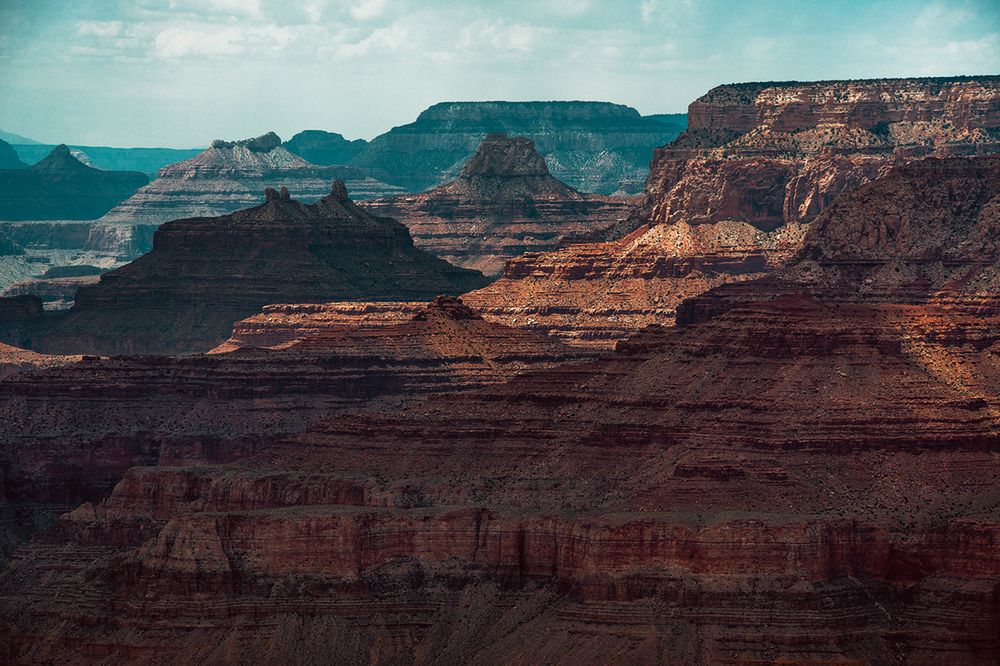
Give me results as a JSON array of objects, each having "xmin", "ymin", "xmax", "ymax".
[
  {"xmin": 0, "ymin": 183, "xmax": 488, "ymax": 355},
  {"xmin": 97, "ymin": 132, "xmax": 402, "ymax": 226},
  {"xmin": 363, "ymin": 134, "xmax": 634, "ymax": 275},
  {"xmin": 0, "ymin": 139, "xmax": 27, "ymax": 170},
  {"xmin": 1, "ymin": 157, "xmax": 999, "ymax": 662},
  {"xmin": 8, "ymin": 143, "xmax": 201, "ymax": 176},
  {"xmin": 458, "ymin": 77, "xmax": 1000, "ymax": 346},
  {"xmin": 348, "ymin": 102, "xmax": 685, "ymax": 193},
  {"xmin": 0, "ymin": 145, "xmax": 148, "ymax": 220},
  {"xmin": 283, "ymin": 130, "xmax": 368, "ymax": 165}
]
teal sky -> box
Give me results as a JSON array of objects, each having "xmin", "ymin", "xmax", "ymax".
[{"xmin": 0, "ymin": 0, "xmax": 997, "ymax": 147}]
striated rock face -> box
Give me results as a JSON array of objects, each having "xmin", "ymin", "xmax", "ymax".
[
  {"xmin": 363, "ymin": 134, "xmax": 633, "ymax": 275},
  {"xmin": 1, "ymin": 274, "xmax": 99, "ymax": 310},
  {"xmin": 0, "ymin": 296, "xmax": 594, "ymax": 562},
  {"xmin": 0, "ymin": 145, "xmax": 148, "ymax": 220},
  {"xmin": 1, "ymin": 183, "xmax": 488, "ymax": 355},
  {"xmin": 463, "ymin": 220, "xmax": 806, "ymax": 346},
  {"xmin": 0, "ymin": 139, "xmax": 27, "ymax": 170},
  {"xmin": 452, "ymin": 77, "xmax": 1000, "ymax": 347},
  {"xmin": 1, "ymin": 156, "xmax": 1000, "ymax": 663},
  {"xmin": 349, "ymin": 102, "xmax": 685, "ymax": 194},
  {"xmin": 97, "ymin": 131, "xmax": 402, "ymax": 227},
  {"xmin": 283, "ymin": 130, "xmax": 368, "ymax": 166},
  {"xmin": 649, "ymin": 76, "xmax": 1000, "ymax": 230}
]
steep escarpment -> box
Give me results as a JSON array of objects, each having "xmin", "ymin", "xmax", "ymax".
[
  {"xmin": 0, "ymin": 145, "xmax": 148, "ymax": 220},
  {"xmin": 349, "ymin": 102, "xmax": 685, "ymax": 193},
  {"xmin": 363, "ymin": 134, "xmax": 633, "ymax": 275},
  {"xmin": 97, "ymin": 132, "xmax": 402, "ymax": 226},
  {"xmin": 458, "ymin": 77, "xmax": 1000, "ymax": 347},
  {"xmin": 1, "ymin": 156, "xmax": 999, "ymax": 663},
  {"xmin": 649, "ymin": 76, "xmax": 1000, "ymax": 229},
  {"xmin": 1, "ymin": 183, "xmax": 488, "ymax": 355}
]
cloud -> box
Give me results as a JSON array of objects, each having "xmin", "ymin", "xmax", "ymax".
[
  {"xmin": 913, "ymin": 2, "xmax": 972, "ymax": 33},
  {"xmin": 332, "ymin": 23, "xmax": 408, "ymax": 58},
  {"xmin": 350, "ymin": 0, "xmax": 388, "ymax": 21},
  {"xmin": 153, "ymin": 24, "xmax": 297, "ymax": 58},
  {"xmin": 76, "ymin": 21, "xmax": 126, "ymax": 38},
  {"xmin": 640, "ymin": 0, "xmax": 657, "ymax": 23}
]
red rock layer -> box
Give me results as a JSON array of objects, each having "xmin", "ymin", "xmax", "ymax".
[
  {"xmin": 448, "ymin": 78, "xmax": 1000, "ymax": 349},
  {"xmin": 462, "ymin": 219, "xmax": 806, "ymax": 347},
  {"xmin": 363, "ymin": 134, "xmax": 633, "ymax": 276},
  {"xmin": 2, "ymin": 157, "xmax": 1000, "ymax": 663},
  {"xmin": 0, "ymin": 183, "xmax": 488, "ymax": 355}
]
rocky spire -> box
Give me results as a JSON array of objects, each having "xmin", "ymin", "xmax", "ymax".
[{"xmin": 460, "ymin": 133, "xmax": 550, "ymax": 178}]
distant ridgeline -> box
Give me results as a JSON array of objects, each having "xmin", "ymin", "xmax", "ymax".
[
  {"xmin": 10, "ymin": 144, "xmax": 201, "ymax": 177},
  {"xmin": 285, "ymin": 101, "xmax": 687, "ymax": 194}
]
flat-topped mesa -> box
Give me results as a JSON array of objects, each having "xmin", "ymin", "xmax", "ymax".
[
  {"xmin": 649, "ymin": 76, "xmax": 1000, "ymax": 230},
  {"xmin": 97, "ymin": 131, "xmax": 402, "ymax": 229},
  {"xmin": 1, "ymin": 183, "xmax": 488, "ymax": 355},
  {"xmin": 0, "ymin": 144, "xmax": 148, "ymax": 220},
  {"xmin": 349, "ymin": 101, "xmax": 685, "ymax": 194},
  {"xmin": 363, "ymin": 133, "xmax": 633, "ymax": 276}
]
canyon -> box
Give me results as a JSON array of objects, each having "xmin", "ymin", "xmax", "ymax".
[
  {"xmin": 0, "ymin": 155, "xmax": 999, "ymax": 663},
  {"xmin": 363, "ymin": 133, "xmax": 633, "ymax": 275},
  {"xmin": 463, "ymin": 76, "xmax": 1000, "ymax": 346},
  {"xmin": 0, "ymin": 182, "xmax": 486, "ymax": 355},
  {"xmin": 347, "ymin": 101, "xmax": 686, "ymax": 194}
]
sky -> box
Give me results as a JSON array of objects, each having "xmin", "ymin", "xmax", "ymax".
[{"xmin": 0, "ymin": 0, "xmax": 997, "ymax": 148}]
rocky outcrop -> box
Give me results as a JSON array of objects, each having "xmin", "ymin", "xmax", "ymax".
[
  {"xmin": 453, "ymin": 77, "xmax": 1000, "ymax": 347},
  {"xmin": 463, "ymin": 220, "xmax": 806, "ymax": 346},
  {"xmin": 0, "ymin": 183, "xmax": 488, "ymax": 355},
  {"xmin": 97, "ymin": 132, "xmax": 402, "ymax": 227},
  {"xmin": 1, "ymin": 275, "xmax": 99, "ymax": 310},
  {"xmin": 0, "ymin": 145, "xmax": 148, "ymax": 220},
  {"xmin": 363, "ymin": 134, "xmax": 633, "ymax": 275},
  {"xmin": 349, "ymin": 102, "xmax": 685, "ymax": 194},
  {"xmin": 0, "ymin": 139, "xmax": 27, "ymax": 170},
  {"xmin": 283, "ymin": 130, "xmax": 368, "ymax": 166},
  {"xmin": 649, "ymin": 76, "xmax": 1000, "ymax": 229}
]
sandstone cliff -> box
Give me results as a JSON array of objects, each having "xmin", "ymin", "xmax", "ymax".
[
  {"xmin": 0, "ymin": 145, "xmax": 148, "ymax": 220},
  {"xmin": 283, "ymin": 130, "xmax": 368, "ymax": 166},
  {"xmin": 363, "ymin": 134, "xmax": 633, "ymax": 275},
  {"xmin": 0, "ymin": 183, "xmax": 488, "ymax": 355},
  {"xmin": 348, "ymin": 102, "xmax": 685, "ymax": 194},
  {"xmin": 464, "ymin": 77, "xmax": 1000, "ymax": 346}
]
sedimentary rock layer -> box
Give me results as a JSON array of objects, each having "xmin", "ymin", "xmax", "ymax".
[
  {"xmin": 98, "ymin": 132, "xmax": 402, "ymax": 226},
  {"xmin": 349, "ymin": 102, "xmax": 685, "ymax": 193},
  {"xmin": 457, "ymin": 77, "xmax": 1000, "ymax": 347},
  {"xmin": 0, "ymin": 183, "xmax": 488, "ymax": 355},
  {"xmin": 364, "ymin": 134, "xmax": 633, "ymax": 275},
  {"xmin": 0, "ymin": 145, "xmax": 148, "ymax": 220}
]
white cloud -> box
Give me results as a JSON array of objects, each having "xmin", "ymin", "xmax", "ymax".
[
  {"xmin": 333, "ymin": 23, "xmax": 408, "ymax": 58},
  {"xmin": 153, "ymin": 24, "xmax": 297, "ymax": 58},
  {"xmin": 76, "ymin": 21, "xmax": 126, "ymax": 38},
  {"xmin": 350, "ymin": 0, "xmax": 388, "ymax": 21},
  {"xmin": 640, "ymin": 0, "xmax": 657, "ymax": 23},
  {"xmin": 913, "ymin": 2, "xmax": 972, "ymax": 33}
]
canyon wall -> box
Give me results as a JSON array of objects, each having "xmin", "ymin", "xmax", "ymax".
[{"xmin": 348, "ymin": 102, "xmax": 685, "ymax": 194}]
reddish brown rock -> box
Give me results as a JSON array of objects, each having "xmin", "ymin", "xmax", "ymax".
[
  {"xmin": 2, "ymin": 156, "xmax": 1000, "ymax": 663},
  {"xmin": 363, "ymin": 134, "xmax": 633, "ymax": 276},
  {"xmin": 453, "ymin": 77, "xmax": 1000, "ymax": 348}
]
